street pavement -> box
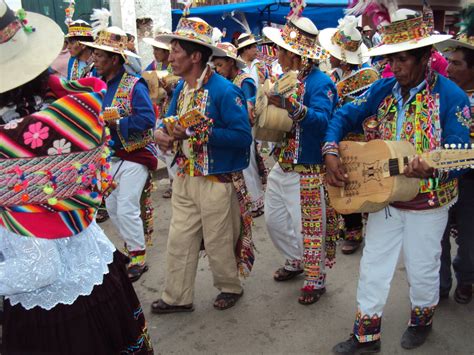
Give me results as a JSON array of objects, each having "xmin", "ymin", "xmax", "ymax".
[{"xmin": 102, "ymin": 169, "xmax": 474, "ymax": 355}]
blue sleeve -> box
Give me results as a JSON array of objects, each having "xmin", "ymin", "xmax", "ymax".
[
  {"xmin": 324, "ymin": 79, "xmax": 392, "ymax": 143},
  {"xmin": 117, "ymin": 80, "xmax": 156, "ymax": 140},
  {"xmin": 145, "ymin": 61, "xmax": 154, "ymax": 71},
  {"xmin": 66, "ymin": 57, "xmax": 73, "ymax": 80},
  {"xmin": 439, "ymin": 83, "xmax": 471, "ymax": 180},
  {"xmin": 299, "ymin": 77, "xmax": 336, "ymax": 132},
  {"xmin": 208, "ymin": 84, "xmax": 252, "ymax": 148},
  {"xmin": 241, "ymin": 79, "xmax": 256, "ymax": 105}
]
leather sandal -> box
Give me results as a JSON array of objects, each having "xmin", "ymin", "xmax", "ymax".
[
  {"xmin": 96, "ymin": 209, "xmax": 109, "ymax": 223},
  {"xmin": 454, "ymin": 284, "xmax": 472, "ymax": 304},
  {"xmin": 151, "ymin": 299, "xmax": 194, "ymax": 314},
  {"xmin": 341, "ymin": 240, "xmax": 361, "ymax": 255},
  {"xmin": 127, "ymin": 264, "xmax": 149, "ymax": 282},
  {"xmin": 273, "ymin": 267, "xmax": 303, "ymax": 282},
  {"xmin": 298, "ymin": 287, "xmax": 326, "ymax": 305},
  {"xmin": 213, "ymin": 290, "xmax": 244, "ymax": 310}
]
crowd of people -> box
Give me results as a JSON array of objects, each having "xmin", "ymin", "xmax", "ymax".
[{"xmin": 0, "ymin": 0, "xmax": 473, "ymax": 353}]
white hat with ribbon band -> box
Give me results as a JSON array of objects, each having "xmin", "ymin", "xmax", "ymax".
[
  {"xmin": 154, "ymin": 17, "xmax": 226, "ymax": 57},
  {"xmin": 319, "ymin": 15, "xmax": 369, "ymax": 65},
  {"xmin": 212, "ymin": 42, "xmax": 247, "ymax": 69},
  {"xmin": 263, "ymin": 17, "xmax": 325, "ymax": 60},
  {"xmin": 0, "ymin": 0, "xmax": 64, "ymax": 93}
]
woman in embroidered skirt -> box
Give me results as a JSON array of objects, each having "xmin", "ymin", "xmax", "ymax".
[{"xmin": 0, "ymin": 3, "xmax": 153, "ymax": 354}]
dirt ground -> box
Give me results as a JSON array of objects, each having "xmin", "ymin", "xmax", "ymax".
[{"xmin": 102, "ymin": 164, "xmax": 474, "ymax": 355}]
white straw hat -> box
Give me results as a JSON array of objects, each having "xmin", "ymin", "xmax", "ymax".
[
  {"xmin": 211, "ymin": 42, "xmax": 247, "ymax": 69},
  {"xmin": 262, "ymin": 17, "xmax": 325, "ymax": 60},
  {"xmin": 319, "ymin": 16, "xmax": 369, "ymax": 65},
  {"xmin": 0, "ymin": 1, "xmax": 64, "ymax": 93}
]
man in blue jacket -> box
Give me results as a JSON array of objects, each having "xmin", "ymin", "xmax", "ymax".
[
  {"xmin": 261, "ymin": 15, "xmax": 341, "ymax": 306},
  {"xmin": 152, "ymin": 17, "xmax": 253, "ymax": 313},
  {"xmin": 324, "ymin": 8, "xmax": 470, "ymax": 354}
]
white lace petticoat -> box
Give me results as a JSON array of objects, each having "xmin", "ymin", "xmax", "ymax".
[{"xmin": 0, "ymin": 221, "xmax": 115, "ymax": 310}]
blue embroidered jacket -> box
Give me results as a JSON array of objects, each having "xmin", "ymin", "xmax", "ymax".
[
  {"xmin": 293, "ymin": 67, "xmax": 338, "ymax": 164},
  {"xmin": 102, "ymin": 69, "xmax": 156, "ymax": 153},
  {"xmin": 325, "ymin": 75, "xmax": 471, "ymax": 181},
  {"xmin": 166, "ymin": 72, "xmax": 252, "ymax": 175},
  {"xmin": 66, "ymin": 56, "xmax": 97, "ymax": 80}
]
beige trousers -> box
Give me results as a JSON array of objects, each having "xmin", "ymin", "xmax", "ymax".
[{"xmin": 162, "ymin": 175, "xmax": 242, "ymax": 305}]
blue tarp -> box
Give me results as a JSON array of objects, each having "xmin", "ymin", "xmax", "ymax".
[{"xmin": 171, "ymin": 0, "xmax": 347, "ymax": 40}]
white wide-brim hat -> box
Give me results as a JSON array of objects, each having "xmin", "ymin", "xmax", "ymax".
[
  {"xmin": 263, "ymin": 17, "xmax": 324, "ymax": 60},
  {"xmin": 435, "ymin": 37, "xmax": 474, "ymax": 53},
  {"xmin": 143, "ymin": 37, "xmax": 170, "ymax": 51},
  {"xmin": 211, "ymin": 42, "xmax": 247, "ymax": 69},
  {"xmin": 155, "ymin": 17, "xmax": 226, "ymax": 57},
  {"xmin": 0, "ymin": 4, "xmax": 64, "ymax": 93},
  {"xmin": 369, "ymin": 34, "xmax": 452, "ymax": 57},
  {"xmin": 81, "ymin": 26, "xmax": 140, "ymax": 58},
  {"xmin": 367, "ymin": 9, "xmax": 452, "ymax": 57},
  {"xmin": 236, "ymin": 33, "xmax": 259, "ymax": 50},
  {"xmin": 319, "ymin": 28, "xmax": 370, "ymax": 64}
]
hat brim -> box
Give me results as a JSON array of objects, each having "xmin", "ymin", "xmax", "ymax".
[
  {"xmin": 211, "ymin": 53, "xmax": 247, "ymax": 69},
  {"xmin": 155, "ymin": 33, "xmax": 227, "ymax": 57},
  {"xmin": 64, "ymin": 33, "xmax": 93, "ymax": 38},
  {"xmin": 237, "ymin": 38, "xmax": 259, "ymax": 50},
  {"xmin": 81, "ymin": 42, "xmax": 141, "ymax": 58},
  {"xmin": 143, "ymin": 37, "xmax": 170, "ymax": 51},
  {"xmin": 435, "ymin": 38, "xmax": 474, "ymax": 53},
  {"xmin": 1, "ymin": 12, "xmax": 64, "ymax": 93},
  {"xmin": 319, "ymin": 28, "xmax": 370, "ymax": 65},
  {"xmin": 262, "ymin": 26, "xmax": 323, "ymax": 60},
  {"xmin": 368, "ymin": 34, "xmax": 452, "ymax": 57}
]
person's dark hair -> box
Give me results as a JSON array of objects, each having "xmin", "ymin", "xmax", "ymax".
[
  {"xmin": 173, "ymin": 39, "xmax": 212, "ymax": 67},
  {"xmin": 103, "ymin": 50, "xmax": 126, "ymax": 65},
  {"xmin": 0, "ymin": 70, "xmax": 50, "ymax": 110},
  {"xmin": 68, "ymin": 35, "xmax": 94, "ymax": 43},
  {"xmin": 237, "ymin": 45, "xmax": 252, "ymax": 57},
  {"xmin": 456, "ymin": 47, "xmax": 474, "ymax": 68},
  {"xmin": 406, "ymin": 45, "xmax": 432, "ymax": 62}
]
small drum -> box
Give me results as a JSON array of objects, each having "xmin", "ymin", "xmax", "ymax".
[
  {"xmin": 142, "ymin": 70, "xmax": 180, "ymax": 103},
  {"xmin": 254, "ymin": 79, "xmax": 294, "ymax": 142}
]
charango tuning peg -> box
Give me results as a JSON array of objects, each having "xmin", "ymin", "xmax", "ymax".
[
  {"xmin": 465, "ymin": 143, "xmax": 469, "ymax": 149},
  {"xmin": 444, "ymin": 144, "xmax": 449, "ymax": 149},
  {"xmin": 450, "ymin": 144, "xmax": 456, "ymax": 149}
]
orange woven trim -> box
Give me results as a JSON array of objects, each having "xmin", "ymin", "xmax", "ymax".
[
  {"xmin": 380, "ymin": 17, "xmax": 431, "ymax": 45},
  {"xmin": 95, "ymin": 31, "xmax": 128, "ymax": 51},
  {"xmin": 0, "ymin": 19, "xmax": 21, "ymax": 44},
  {"xmin": 331, "ymin": 30, "xmax": 361, "ymax": 52},
  {"xmin": 67, "ymin": 25, "xmax": 92, "ymax": 37}
]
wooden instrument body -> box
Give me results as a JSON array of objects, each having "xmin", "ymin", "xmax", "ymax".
[
  {"xmin": 142, "ymin": 70, "xmax": 179, "ymax": 103},
  {"xmin": 327, "ymin": 140, "xmax": 420, "ymax": 214},
  {"xmin": 254, "ymin": 71, "xmax": 297, "ymax": 142}
]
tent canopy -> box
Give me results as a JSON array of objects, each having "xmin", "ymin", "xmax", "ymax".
[{"xmin": 171, "ymin": 0, "xmax": 347, "ymax": 40}]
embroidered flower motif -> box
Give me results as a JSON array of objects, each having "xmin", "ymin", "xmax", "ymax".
[
  {"xmin": 3, "ymin": 118, "xmax": 24, "ymax": 130},
  {"xmin": 456, "ymin": 105, "xmax": 472, "ymax": 129},
  {"xmin": 47, "ymin": 138, "xmax": 72, "ymax": 155},
  {"xmin": 235, "ymin": 96, "xmax": 243, "ymax": 108},
  {"xmin": 23, "ymin": 122, "xmax": 49, "ymax": 149}
]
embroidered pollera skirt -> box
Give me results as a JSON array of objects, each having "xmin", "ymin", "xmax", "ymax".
[{"xmin": 1, "ymin": 251, "xmax": 154, "ymax": 355}]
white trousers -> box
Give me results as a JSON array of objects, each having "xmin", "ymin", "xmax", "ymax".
[
  {"xmin": 265, "ymin": 163, "xmax": 303, "ymax": 270},
  {"xmin": 357, "ymin": 206, "xmax": 449, "ymax": 317},
  {"xmin": 105, "ymin": 160, "xmax": 149, "ymax": 252},
  {"xmin": 243, "ymin": 140, "xmax": 265, "ymax": 211},
  {"xmin": 158, "ymin": 148, "xmax": 177, "ymax": 180}
]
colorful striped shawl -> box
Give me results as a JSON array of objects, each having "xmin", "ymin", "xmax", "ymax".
[{"xmin": 0, "ymin": 77, "xmax": 111, "ymax": 238}]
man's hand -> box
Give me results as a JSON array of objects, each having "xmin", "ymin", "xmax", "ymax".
[
  {"xmin": 267, "ymin": 94, "xmax": 293, "ymax": 113},
  {"xmin": 105, "ymin": 119, "xmax": 118, "ymax": 129},
  {"xmin": 159, "ymin": 78, "xmax": 173, "ymax": 95},
  {"xmin": 172, "ymin": 124, "xmax": 189, "ymax": 140},
  {"xmin": 154, "ymin": 129, "xmax": 174, "ymax": 152},
  {"xmin": 247, "ymin": 101, "xmax": 256, "ymax": 126},
  {"xmin": 325, "ymin": 154, "xmax": 349, "ymax": 187},
  {"xmin": 404, "ymin": 156, "xmax": 434, "ymax": 178}
]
